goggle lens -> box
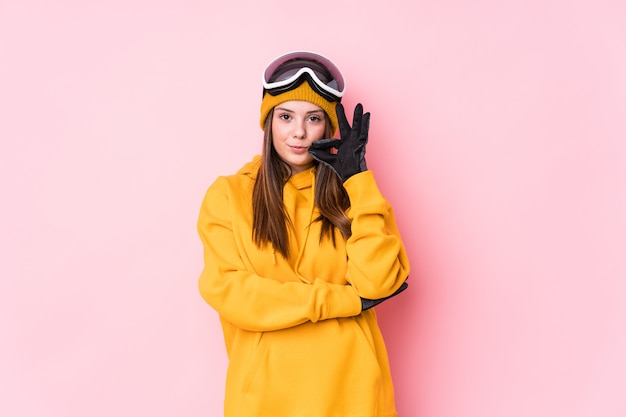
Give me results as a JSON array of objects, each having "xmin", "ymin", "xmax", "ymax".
[{"xmin": 269, "ymin": 59, "xmax": 332, "ymax": 84}]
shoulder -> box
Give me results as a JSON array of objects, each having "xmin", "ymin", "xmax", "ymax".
[
  {"xmin": 204, "ymin": 156, "xmax": 261, "ymax": 200},
  {"xmin": 225, "ymin": 155, "xmax": 261, "ymax": 184}
]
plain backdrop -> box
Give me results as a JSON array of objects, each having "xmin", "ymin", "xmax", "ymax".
[{"xmin": 1, "ymin": 0, "xmax": 625, "ymax": 416}]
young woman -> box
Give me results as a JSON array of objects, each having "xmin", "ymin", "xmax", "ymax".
[{"xmin": 197, "ymin": 51, "xmax": 410, "ymax": 417}]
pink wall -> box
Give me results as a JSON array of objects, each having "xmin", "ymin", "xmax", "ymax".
[{"xmin": 1, "ymin": 1, "xmax": 625, "ymax": 416}]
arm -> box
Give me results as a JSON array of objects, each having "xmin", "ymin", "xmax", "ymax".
[
  {"xmin": 197, "ymin": 177, "xmax": 362, "ymax": 332},
  {"xmin": 343, "ymin": 170, "xmax": 410, "ymax": 299},
  {"xmin": 309, "ymin": 103, "xmax": 410, "ymax": 301}
]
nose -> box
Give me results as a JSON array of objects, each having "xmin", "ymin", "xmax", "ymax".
[{"xmin": 292, "ymin": 119, "xmax": 306, "ymax": 139}]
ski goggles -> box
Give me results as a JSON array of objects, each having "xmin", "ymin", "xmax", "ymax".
[{"xmin": 262, "ymin": 51, "xmax": 346, "ymax": 102}]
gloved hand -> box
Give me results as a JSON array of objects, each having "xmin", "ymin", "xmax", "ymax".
[
  {"xmin": 361, "ymin": 281, "xmax": 409, "ymax": 311},
  {"xmin": 308, "ymin": 103, "xmax": 370, "ymax": 182}
]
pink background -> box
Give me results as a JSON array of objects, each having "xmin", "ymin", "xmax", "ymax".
[{"xmin": 1, "ymin": 1, "xmax": 625, "ymax": 416}]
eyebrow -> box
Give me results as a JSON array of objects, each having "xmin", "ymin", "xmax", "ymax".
[{"xmin": 275, "ymin": 107, "xmax": 324, "ymax": 114}]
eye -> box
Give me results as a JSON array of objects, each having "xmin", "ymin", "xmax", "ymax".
[
  {"xmin": 278, "ymin": 113, "xmax": 291, "ymax": 121},
  {"xmin": 308, "ymin": 114, "xmax": 323, "ymax": 123}
]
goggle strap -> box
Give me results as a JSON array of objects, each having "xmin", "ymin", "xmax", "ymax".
[{"xmin": 263, "ymin": 74, "xmax": 341, "ymax": 103}]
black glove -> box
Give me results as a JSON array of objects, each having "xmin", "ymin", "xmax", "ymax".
[
  {"xmin": 308, "ymin": 103, "xmax": 370, "ymax": 182},
  {"xmin": 361, "ymin": 281, "xmax": 409, "ymax": 311}
]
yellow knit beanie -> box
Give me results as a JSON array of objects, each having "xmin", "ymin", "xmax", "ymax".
[{"xmin": 260, "ymin": 82, "xmax": 338, "ymax": 133}]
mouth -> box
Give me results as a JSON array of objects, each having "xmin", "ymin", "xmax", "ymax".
[{"xmin": 290, "ymin": 145, "xmax": 309, "ymax": 154}]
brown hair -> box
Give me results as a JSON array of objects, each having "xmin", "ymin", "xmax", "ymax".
[{"xmin": 252, "ymin": 108, "xmax": 351, "ymax": 259}]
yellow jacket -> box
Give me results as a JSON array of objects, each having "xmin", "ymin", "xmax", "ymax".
[{"xmin": 198, "ymin": 156, "xmax": 410, "ymax": 417}]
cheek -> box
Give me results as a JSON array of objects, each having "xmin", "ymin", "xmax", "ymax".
[
  {"xmin": 271, "ymin": 124, "xmax": 285, "ymax": 144},
  {"xmin": 310, "ymin": 124, "xmax": 327, "ymax": 139}
]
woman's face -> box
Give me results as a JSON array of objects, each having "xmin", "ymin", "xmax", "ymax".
[{"xmin": 271, "ymin": 100, "xmax": 327, "ymax": 175}]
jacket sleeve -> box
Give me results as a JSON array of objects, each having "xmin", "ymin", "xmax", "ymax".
[
  {"xmin": 343, "ymin": 170, "xmax": 411, "ymax": 299},
  {"xmin": 197, "ymin": 177, "xmax": 362, "ymax": 332}
]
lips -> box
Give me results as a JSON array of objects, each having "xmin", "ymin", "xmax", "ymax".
[{"xmin": 289, "ymin": 145, "xmax": 309, "ymax": 154}]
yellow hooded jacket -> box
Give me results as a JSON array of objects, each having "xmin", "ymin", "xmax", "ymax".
[{"xmin": 198, "ymin": 156, "xmax": 410, "ymax": 417}]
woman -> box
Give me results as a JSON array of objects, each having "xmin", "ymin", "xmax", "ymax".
[{"xmin": 197, "ymin": 51, "xmax": 410, "ymax": 417}]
